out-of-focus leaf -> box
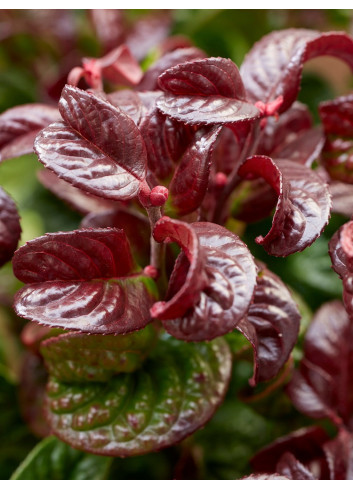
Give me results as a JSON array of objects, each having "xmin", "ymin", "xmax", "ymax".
[{"xmin": 0, "ymin": 186, "xmax": 21, "ymax": 267}]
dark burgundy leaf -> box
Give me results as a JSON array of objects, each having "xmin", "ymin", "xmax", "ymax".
[
  {"xmin": 139, "ymin": 108, "xmax": 195, "ymax": 180},
  {"xmin": 276, "ymin": 452, "xmax": 316, "ymax": 480},
  {"xmin": 34, "ymin": 85, "xmax": 147, "ymax": 201},
  {"xmin": 0, "ymin": 104, "xmax": 59, "ymax": 161},
  {"xmin": 170, "ymin": 126, "xmax": 221, "ymax": 215},
  {"xmin": 13, "ymin": 229, "xmax": 158, "ymax": 334},
  {"xmin": 324, "ymin": 429, "xmax": 353, "ymax": 480},
  {"xmin": 0, "ymin": 186, "xmax": 21, "ymax": 267},
  {"xmin": 231, "ymin": 179, "xmax": 278, "ymax": 223},
  {"xmin": 81, "ymin": 208, "xmax": 151, "ymax": 267},
  {"xmin": 137, "ymin": 47, "xmax": 206, "ymax": 91},
  {"xmin": 211, "ymin": 126, "xmax": 241, "ymax": 175},
  {"xmin": 152, "ymin": 220, "xmax": 257, "ymax": 342},
  {"xmin": 287, "ymin": 301, "xmax": 353, "ymax": 428},
  {"xmin": 272, "ymin": 127, "xmax": 324, "ymax": 168},
  {"xmin": 150, "ymin": 218, "xmax": 207, "ymax": 320},
  {"xmin": 158, "ymin": 57, "xmax": 246, "ymax": 99},
  {"xmin": 107, "ymin": 89, "xmax": 143, "ymax": 125},
  {"xmin": 319, "ymin": 94, "xmax": 353, "ymax": 183},
  {"xmin": 240, "ymin": 29, "xmax": 353, "ymax": 113},
  {"xmin": 38, "ymin": 169, "xmax": 117, "ymax": 215},
  {"xmin": 238, "ymin": 155, "xmax": 331, "ymax": 256},
  {"xmin": 237, "ymin": 262, "xmax": 300, "ymax": 385},
  {"xmin": 157, "ymin": 93, "xmax": 260, "ymax": 126}
]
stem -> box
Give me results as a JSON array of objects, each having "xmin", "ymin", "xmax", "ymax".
[{"xmin": 146, "ymin": 206, "xmax": 168, "ymax": 292}]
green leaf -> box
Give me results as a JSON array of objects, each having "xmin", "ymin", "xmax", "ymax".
[
  {"xmin": 45, "ymin": 335, "xmax": 232, "ymax": 456},
  {"xmin": 11, "ymin": 436, "xmax": 112, "ymax": 480},
  {"xmin": 40, "ymin": 324, "xmax": 158, "ymax": 382}
]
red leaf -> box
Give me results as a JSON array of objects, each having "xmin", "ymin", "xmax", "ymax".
[
  {"xmin": 0, "ymin": 186, "xmax": 21, "ymax": 267},
  {"xmin": 107, "ymin": 89, "xmax": 143, "ymax": 125},
  {"xmin": 34, "ymin": 86, "xmax": 147, "ymax": 201},
  {"xmin": 238, "ymin": 155, "xmax": 331, "ymax": 256},
  {"xmin": 98, "ymin": 44, "xmax": 143, "ymax": 86},
  {"xmin": 241, "ymin": 29, "xmax": 353, "ymax": 113},
  {"xmin": 323, "ymin": 429, "xmax": 353, "ymax": 480},
  {"xmin": 276, "ymin": 453, "xmax": 316, "ymax": 480}
]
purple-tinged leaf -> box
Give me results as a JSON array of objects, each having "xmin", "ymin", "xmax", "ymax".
[
  {"xmin": 38, "ymin": 169, "xmax": 117, "ymax": 215},
  {"xmin": 107, "ymin": 89, "xmax": 143, "ymax": 125},
  {"xmin": 287, "ymin": 301, "xmax": 353, "ymax": 428},
  {"xmin": 34, "ymin": 86, "xmax": 147, "ymax": 201},
  {"xmin": 241, "ymin": 474, "xmax": 290, "ymax": 480},
  {"xmin": 154, "ymin": 221, "xmax": 257, "ymax": 342},
  {"xmin": 0, "ymin": 104, "xmax": 59, "ymax": 161},
  {"xmin": 137, "ymin": 47, "xmax": 206, "ymax": 91},
  {"xmin": 323, "ymin": 429, "xmax": 353, "ymax": 480},
  {"xmin": 158, "ymin": 57, "xmax": 246, "ymax": 99},
  {"xmin": 237, "ymin": 262, "xmax": 300, "ymax": 385},
  {"xmin": 0, "ymin": 186, "xmax": 21, "ymax": 267},
  {"xmin": 139, "ymin": 108, "xmax": 195, "ymax": 180},
  {"xmin": 211, "ymin": 126, "xmax": 241, "ymax": 175},
  {"xmin": 272, "ymin": 127, "xmax": 324, "ymax": 168},
  {"xmin": 238, "ymin": 155, "xmax": 331, "ymax": 256},
  {"xmin": 97, "ymin": 44, "xmax": 143, "ymax": 86},
  {"xmin": 319, "ymin": 94, "xmax": 353, "ymax": 183},
  {"xmin": 329, "ymin": 180, "xmax": 353, "ymax": 218},
  {"xmin": 169, "ymin": 127, "xmax": 221, "ymax": 215},
  {"xmin": 231, "ymin": 179, "xmax": 278, "ymax": 223},
  {"xmin": 157, "ymin": 93, "xmax": 260, "ymax": 126},
  {"xmin": 40, "ymin": 324, "xmax": 157, "ymax": 382},
  {"xmin": 276, "ymin": 453, "xmax": 316, "ymax": 480},
  {"xmin": 150, "ymin": 218, "xmax": 207, "ymax": 320},
  {"xmin": 13, "ymin": 229, "xmax": 158, "ymax": 334},
  {"xmin": 45, "ymin": 334, "xmax": 231, "ymax": 456},
  {"xmin": 81, "ymin": 208, "xmax": 151, "ymax": 267},
  {"xmin": 240, "ymin": 29, "xmax": 353, "ymax": 113}
]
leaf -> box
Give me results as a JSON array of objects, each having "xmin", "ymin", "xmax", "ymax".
[
  {"xmin": 0, "ymin": 104, "xmax": 59, "ymax": 161},
  {"xmin": 107, "ymin": 89, "xmax": 143, "ymax": 125},
  {"xmin": 237, "ymin": 262, "xmax": 300, "ymax": 385},
  {"xmin": 319, "ymin": 94, "xmax": 353, "ymax": 183},
  {"xmin": 13, "ymin": 229, "xmax": 158, "ymax": 334},
  {"xmin": 34, "ymin": 85, "xmax": 147, "ymax": 201},
  {"xmin": 323, "ymin": 429, "xmax": 353, "ymax": 480},
  {"xmin": 240, "ymin": 29, "xmax": 353, "ymax": 113},
  {"xmin": 137, "ymin": 47, "xmax": 206, "ymax": 91},
  {"xmin": 329, "ymin": 180, "xmax": 353, "ymax": 218},
  {"xmin": 157, "ymin": 93, "xmax": 260, "ymax": 126},
  {"xmin": 241, "ymin": 474, "xmax": 290, "ymax": 480},
  {"xmin": 21, "ymin": 322, "xmax": 63, "ymax": 356},
  {"xmin": 169, "ymin": 126, "xmax": 221, "ymax": 215},
  {"xmin": 97, "ymin": 44, "xmax": 143, "ymax": 86},
  {"xmin": 153, "ymin": 220, "xmax": 257, "ymax": 342},
  {"xmin": 38, "ymin": 169, "xmax": 117, "ymax": 215},
  {"xmin": 272, "ymin": 127, "xmax": 324, "ymax": 168},
  {"xmin": 287, "ymin": 301, "xmax": 353, "ymax": 428},
  {"xmin": 238, "ymin": 155, "xmax": 331, "ymax": 256},
  {"xmin": 158, "ymin": 57, "xmax": 246, "ymax": 99},
  {"xmin": 11, "ymin": 436, "xmax": 112, "ymax": 480},
  {"xmin": 44, "ymin": 334, "xmax": 232, "ymax": 456},
  {"xmin": 0, "ymin": 186, "xmax": 21, "ymax": 267},
  {"xmin": 276, "ymin": 452, "xmax": 316, "ymax": 480},
  {"xmin": 40, "ymin": 324, "xmax": 157, "ymax": 382}
]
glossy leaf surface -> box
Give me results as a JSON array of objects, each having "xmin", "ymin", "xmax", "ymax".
[
  {"xmin": 34, "ymin": 86, "xmax": 147, "ymax": 201},
  {"xmin": 155, "ymin": 221, "xmax": 257, "ymax": 342},
  {"xmin": 238, "ymin": 155, "xmax": 331, "ymax": 256},
  {"xmin": 107, "ymin": 90, "xmax": 143, "ymax": 125},
  {"xmin": 240, "ymin": 29, "xmax": 353, "ymax": 113},
  {"xmin": 0, "ymin": 104, "xmax": 59, "ymax": 161},
  {"xmin": 237, "ymin": 263, "xmax": 300, "ymax": 385},
  {"xmin": 45, "ymin": 335, "xmax": 231, "ymax": 456},
  {"xmin": 0, "ymin": 186, "xmax": 21, "ymax": 267},
  {"xmin": 13, "ymin": 229, "xmax": 157, "ymax": 334}
]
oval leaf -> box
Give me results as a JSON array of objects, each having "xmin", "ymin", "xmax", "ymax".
[
  {"xmin": 0, "ymin": 186, "xmax": 21, "ymax": 267},
  {"xmin": 13, "ymin": 229, "xmax": 158, "ymax": 334},
  {"xmin": 238, "ymin": 155, "xmax": 331, "ymax": 256},
  {"xmin": 44, "ymin": 334, "xmax": 231, "ymax": 456},
  {"xmin": 154, "ymin": 221, "xmax": 257, "ymax": 342},
  {"xmin": 158, "ymin": 57, "xmax": 246, "ymax": 99},
  {"xmin": 240, "ymin": 29, "xmax": 353, "ymax": 113},
  {"xmin": 34, "ymin": 85, "xmax": 147, "ymax": 201}
]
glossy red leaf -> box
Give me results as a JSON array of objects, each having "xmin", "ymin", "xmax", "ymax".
[
  {"xmin": 241, "ymin": 474, "xmax": 290, "ymax": 480},
  {"xmin": 323, "ymin": 429, "xmax": 353, "ymax": 480},
  {"xmin": 137, "ymin": 47, "xmax": 206, "ymax": 91},
  {"xmin": 98, "ymin": 44, "xmax": 143, "ymax": 86},
  {"xmin": 170, "ymin": 126, "xmax": 221, "ymax": 215},
  {"xmin": 13, "ymin": 229, "xmax": 158, "ymax": 334},
  {"xmin": 240, "ymin": 29, "xmax": 353, "ymax": 113},
  {"xmin": 107, "ymin": 90, "xmax": 143, "ymax": 125},
  {"xmin": 276, "ymin": 453, "xmax": 316, "ymax": 480},
  {"xmin": 153, "ymin": 221, "xmax": 257, "ymax": 342},
  {"xmin": 287, "ymin": 301, "xmax": 353, "ymax": 428},
  {"xmin": 38, "ymin": 169, "xmax": 117, "ymax": 215},
  {"xmin": 272, "ymin": 127, "xmax": 324, "ymax": 168},
  {"xmin": 157, "ymin": 93, "xmax": 260, "ymax": 126},
  {"xmin": 34, "ymin": 86, "xmax": 147, "ymax": 201},
  {"xmin": 0, "ymin": 186, "xmax": 21, "ymax": 267},
  {"xmin": 158, "ymin": 57, "xmax": 246, "ymax": 99},
  {"xmin": 238, "ymin": 155, "xmax": 331, "ymax": 256},
  {"xmin": 319, "ymin": 94, "xmax": 353, "ymax": 183},
  {"xmin": 237, "ymin": 262, "xmax": 300, "ymax": 385},
  {"xmin": 0, "ymin": 104, "xmax": 59, "ymax": 161}
]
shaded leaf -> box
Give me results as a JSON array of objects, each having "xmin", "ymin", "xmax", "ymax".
[
  {"xmin": 34, "ymin": 86, "xmax": 147, "ymax": 201},
  {"xmin": 108, "ymin": 89, "xmax": 143, "ymax": 125},
  {"xmin": 0, "ymin": 186, "xmax": 21, "ymax": 267},
  {"xmin": 276, "ymin": 452, "xmax": 316, "ymax": 480},
  {"xmin": 241, "ymin": 474, "xmax": 290, "ymax": 480},
  {"xmin": 272, "ymin": 126, "xmax": 324, "ymax": 168},
  {"xmin": 238, "ymin": 155, "xmax": 331, "ymax": 256},
  {"xmin": 323, "ymin": 429, "xmax": 353, "ymax": 480},
  {"xmin": 97, "ymin": 44, "xmax": 143, "ymax": 86},
  {"xmin": 45, "ymin": 335, "xmax": 231, "ymax": 456}
]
